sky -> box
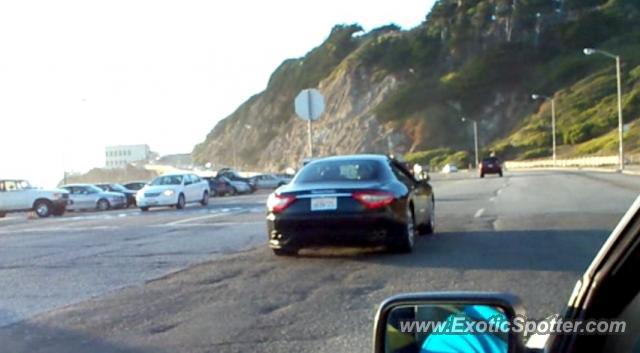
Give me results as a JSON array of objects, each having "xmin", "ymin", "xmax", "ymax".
[{"xmin": 0, "ymin": 0, "xmax": 435, "ymax": 187}]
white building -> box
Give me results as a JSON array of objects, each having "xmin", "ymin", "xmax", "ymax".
[{"xmin": 105, "ymin": 144, "xmax": 150, "ymax": 169}]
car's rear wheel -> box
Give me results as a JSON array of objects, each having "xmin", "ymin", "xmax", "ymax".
[
  {"xmin": 140, "ymin": 207, "xmax": 150, "ymax": 212},
  {"xmin": 200, "ymin": 191, "xmax": 209, "ymax": 206},
  {"xmin": 391, "ymin": 206, "xmax": 415, "ymax": 253},
  {"xmin": 0, "ymin": 212, "xmax": 6, "ymax": 218},
  {"xmin": 97, "ymin": 199, "xmax": 110, "ymax": 211},
  {"xmin": 176, "ymin": 194, "xmax": 186, "ymax": 209},
  {"xmin": 480, "ymin": 173, "xmax": 485, "ymax": 178},
  {"xmin": 230, "ymin": 187, "xmax": 237, "ymax": 196},
  {"xmin": 499, "ymin": 171, "xmax": 503, "ymax": 177},
  {"xmin": 34, "ymin": 200, "xmax": 53, "ymax": 218}
]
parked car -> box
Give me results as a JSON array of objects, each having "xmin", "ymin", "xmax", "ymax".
[
  {"xmin": 123, "ymin": 181, "xmax": 147, "ymax": 191},
  {"xmin": 218, "ymin": 176, "xmax": 252, "ymax": 195},
  {"xmin": 251, "ymin": 173, "xmax": 290, "ymax": 189},
  {"xmin": 96, "ymin": 183, "xmax": 137, "ymax": 207},
  {"xmin": 266, "ymin": 154, "xmax": 435, "ymax": 256},
  {"xmin": 275, "ymin": 173, "xmax": 295, "ymax": 183},
  {"xmin": 441, "ymin": 163, "xmax": 458, "ymax": 173},
  {"xmin": 372, "ymin": 195, "xmax": 640, "ymax": 353},
  {"xmin": 480, "ymin": 156, "xmax": 503, "ymax": 177},
  {"xmin": 60, "ymin": 184, "xmax": 127, "ymax": 211},
  {"xmin": 136, "ymin": 173, "xmax": 209, "ymax": 211},
  {"xmin": 217, "ymin": 168, "xmax": 256, "ymax": 192},
  {"xmin": 203, "ymin": 176, "xmax": 235, "ymax": 197},
  {"xmin": 0, "ymin": 179, "xmax": 69, "ymax": 218}
]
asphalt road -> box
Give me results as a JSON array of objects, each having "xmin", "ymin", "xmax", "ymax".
[{"xmin": 1, "ymin": 170, "xmax": 639, "ymax": 353}]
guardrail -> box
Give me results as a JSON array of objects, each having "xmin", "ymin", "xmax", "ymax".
[{"xmin": 505, "ymin": 155, "xmax": 619, "ymax": 169}]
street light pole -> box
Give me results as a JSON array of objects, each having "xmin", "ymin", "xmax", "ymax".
[
  {"xmin": 616, "ymin": 55, "xmax": 624, "ymax": 170},
  {"xmin": 461, "ymin": 117, "xmax": 479, "ymax": 169},
  {"xmin": 531, "ymin": 94, "xmax": 557, "ymax": 165},
  {"xmin": 583, "ymin": 48, "xmax": 624, "ymax": 171},
  {"xmin": 551, "ymin": 98, "xmax": 557, "ymax": 164},
  {"xmin": 472, "ymin": 120, "xmax": 479, "ymax": 169}
]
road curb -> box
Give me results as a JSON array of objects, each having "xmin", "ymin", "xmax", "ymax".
[{"xmin": 507, "ymin": 166, "xmax": 640, "ymax": 176}]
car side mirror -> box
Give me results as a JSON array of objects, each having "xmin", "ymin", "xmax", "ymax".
[{"xmin": 373, "ymin": 292, "xmax": 526, "ymax": 353}]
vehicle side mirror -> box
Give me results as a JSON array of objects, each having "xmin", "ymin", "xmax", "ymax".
[{"xmin": 373, "ymin": 292, "xmax": 525, "ymax": 353}]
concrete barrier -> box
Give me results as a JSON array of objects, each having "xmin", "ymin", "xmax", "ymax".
[{"xmin": 505, "ymin": 156, "xmax": 619, "ymax": 169}]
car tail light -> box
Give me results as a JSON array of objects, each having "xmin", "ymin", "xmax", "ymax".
[
  {"xmin": 352, "ymin": 191, "xmax": 395, "ymax": 209},
  {"xmin": 267, "ymin": 193, "xmax": 296, "ymax": 213}
]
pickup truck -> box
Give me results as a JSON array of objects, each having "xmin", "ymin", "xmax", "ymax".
[{"xmin": 0, "ymin": 179, "xmax": 69, "ymax": 218}]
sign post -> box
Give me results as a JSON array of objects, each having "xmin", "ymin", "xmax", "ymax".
[{"xmin": 294, "ymin": 88, "xmax": 325, "ymax": 157}]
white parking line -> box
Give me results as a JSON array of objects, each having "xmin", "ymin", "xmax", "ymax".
[
  {"xmin": 474, "ymin": 208, "xmax": 485, "ymax": 218},
  {"xmin": 164, "ymin": 211, "xmax": 243, "ymax": 226},
  {"xmin": 0, "ymin": 225, "xmax": 120, "ymax": 235}
]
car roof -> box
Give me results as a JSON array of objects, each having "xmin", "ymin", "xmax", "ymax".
[
  {"xmin": 158, "ymin": 172, "xmax": 191, "ymax": 176},
  {"xmin": 307, "ymin": 154, "xmax": 390, "ymax": 163},
  {"xmin": 61, "ymin": 183, "xmax": 97, "ymax": 187}
]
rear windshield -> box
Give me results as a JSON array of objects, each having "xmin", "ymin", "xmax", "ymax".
[
  {"xmin": 483, "ymin": 157, "xmax": 498, "ymax": 163},
  {"xmin": 295, "ymin": 160, "xmax": 384, "ymax": 183}
]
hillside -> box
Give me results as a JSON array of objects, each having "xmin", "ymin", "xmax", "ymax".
[{"xmin": 193, "ymin": 0, "xmax": 640, "ymax": 171}]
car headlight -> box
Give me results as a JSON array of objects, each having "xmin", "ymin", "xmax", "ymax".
[{"xmin": 163, "ymin": 189, "xmax": 175, "ymax": 197}]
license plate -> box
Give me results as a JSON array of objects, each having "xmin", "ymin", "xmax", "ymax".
[{"xmin": 310, "ymin": 197, "xmax": 337, "ymax": 211}]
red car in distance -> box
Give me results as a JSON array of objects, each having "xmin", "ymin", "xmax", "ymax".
[{"xmin": 479, "ymin": 157, "xmax": 503, "ymax": 178}]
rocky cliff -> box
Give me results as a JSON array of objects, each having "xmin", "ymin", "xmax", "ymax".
[{"xmin": 194, "ymin": 0, "xmax": 640, "ymax": 171}]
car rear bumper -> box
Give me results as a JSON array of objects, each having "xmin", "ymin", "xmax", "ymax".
[
  {"xmin": 110, "ymin": 199, "xmax": 127, "ymax": 208},
  {"xmin": 481, "ymin": 167, "xmax": 502, "ymax": 174},
  {"xmin": 267, "ymin": 212, "xmax": 405, "ymax": 249}
]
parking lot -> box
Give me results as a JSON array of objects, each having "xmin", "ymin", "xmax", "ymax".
[{"xmin": 0, "ymin": 192, "xmax": 269, "ymax": 326}]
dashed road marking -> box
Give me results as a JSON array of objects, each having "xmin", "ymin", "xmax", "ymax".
[{"xmin": 474, "ymin": 208, "xmax": 485, "ymax": 218}]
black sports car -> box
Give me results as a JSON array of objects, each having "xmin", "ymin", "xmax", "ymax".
[{"xmin": 266, "ymin": 154, "xmax": 435, "ymax": 256}]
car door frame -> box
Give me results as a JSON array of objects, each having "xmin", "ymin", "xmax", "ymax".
[
  {"xmin": 546, "ymin": 196, "xmax": 640, "ymax": 353},
  {"xmin": 184, "ymin": 174, "xmax": 198, "ymax": 202},
  {"xmin": 390, "ymin": 161, "xmax": 431, "ymax": 225},
  {"xmin": 13, "ymin": 180, "xmax": 35, "ymax": 210},
  {"xmin": 192, "ymin": 175, "xmax": 206, "ymax": 199},
  {"xmin": 75, "ymin": 186, "xmax": 97, "ymax": 209},
  {"xmin": 0, "ymin": 180, "xmax": 22, "ymax": 210}
]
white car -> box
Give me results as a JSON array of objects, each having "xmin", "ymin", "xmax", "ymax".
[
  {"xmin": 441, "ymin": 164, "xmax": 459, "ymax": 174},
  {"xmin": 136, "ymin": 173, "xmax": 210, "ymax": 211},
  {"xmin": 0, "ymin": 179, "xmax": 69, "ymax": 218}
]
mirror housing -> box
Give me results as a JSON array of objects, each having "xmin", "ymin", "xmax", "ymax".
[{"xmin": 373, "ymin": 292, "xmax": 526, "ymax": 353}]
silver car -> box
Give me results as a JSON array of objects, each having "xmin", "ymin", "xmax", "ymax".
[
  {"xmin": 60, "ymin": 184, "xmax": 126, "ymax": 211},
  {"xmin": 252, "ymin": 173, "xmax": 291, "ymax": 189}
]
